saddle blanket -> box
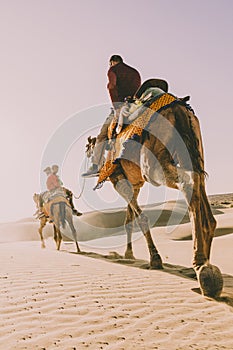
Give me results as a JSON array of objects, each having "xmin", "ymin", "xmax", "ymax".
[
  {"xmin": 41, "ymin": 187, "xmax": 67, "ymax": 203},
  {"xmin": 95, "ymin": 93, "xmax": 177, "ymax": 189}
]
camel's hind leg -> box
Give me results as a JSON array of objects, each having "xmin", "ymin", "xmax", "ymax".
[
  {"xmin": 52, "ymin": 206, "xmax": 62, "ymax": 251},
  {"xmin": 111, "ymin": 174, "xmax": 163, "ymax": 269},
  {"xmin": 150, "ymin": 157, "xmax": 210, "ymax": 267},
  {"xmin": 52, "ymin": 224, "xmax": 62, "ymax": 250},
  {"xmin": 182, "ymin": 174, "xmax": 222, "ymax": 297},
  {"xmin": 66, "ymin": 208, "xmax": 81, "ymax": 253},
  {"xmin": 160, "ymin": 162, "xmax": 222, "ymax": 297},
  {"xmin": 200, "ymin": 178, "xmax": 216, "ymax": 260},
  {"xmin": 55, "ymin": 226, "xmax": 62, "ymax": 251},
  {"xmin": 38, "ymin": 216, "xmax": 47, "ymax": 248},
  {"xmin": 180, "ymin": 172, "xmax": 207, "ymax": 268},
  {"xmin": 161, "ymin": 162, "xmax": 210, "ymax": 267}
]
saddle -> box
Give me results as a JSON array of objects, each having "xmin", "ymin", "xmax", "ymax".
[
  {"xmin": 95, "ymin": 91, "xmax": 178, "ymax": 189},
  {"xmin": 41, "ymin": 187, "xmax": 67, "ymax": 204},
  {"xmin": 108, "ymin": 79, "xmax": 169, "ymax": 138},
  {"xmin": 41, "ymin": 188, "xmax": 71, "ymax": 217},
  {"xmin": 134, "ymin": 78, "xmax": 169, "ymax": 99},
  {"xmin": 95, "ymin": 77, "xmax": 192, "ymax": 189}
]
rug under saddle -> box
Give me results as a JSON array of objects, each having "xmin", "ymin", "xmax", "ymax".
[{"xmin": 95, "ymin": 93, "xmax": 177, "ymax": 189}]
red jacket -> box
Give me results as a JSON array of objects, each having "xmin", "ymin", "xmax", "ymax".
[
  {"xmin": 107, "ymin": 62, "xmax": 141, "ymax": 106},
  {"xmin": 46, "ymin": 174, "xmax": 60, "ymax": 191}
]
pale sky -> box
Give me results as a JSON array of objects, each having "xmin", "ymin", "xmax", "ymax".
[{"xmin": 0, "ymin": 0, "xmax": 233, "ymax": 222}]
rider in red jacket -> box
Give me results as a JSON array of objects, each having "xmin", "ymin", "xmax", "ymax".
[
  {"xmin": 82, "ymin": 55, "xmax": 141, "ymax": 177},
  {"xmin": 42, "ymin": 166, "xmax": 60, "ymax": 191},
  {"xmin": 39, "ymin": 166, "xmax": 82, "ymax": 216},
  {"xmin": 107, "ymin": 56, "xmax": 141, "ymax": 107}
]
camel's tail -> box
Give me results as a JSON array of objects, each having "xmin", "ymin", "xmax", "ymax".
[
  {"xmin": 51, "ymin": 202, "xmax": 66, "ymax": 229},
  {"xmin": 175, "ymin": 103, "xmax": 207, "ymax": 177}
]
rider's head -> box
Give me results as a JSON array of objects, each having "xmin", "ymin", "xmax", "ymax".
[
  {"xmin": 52, "ymin": 164, "xmax": 59, "ymax": 174},
  {"xmin": 109, "ymin": 55, "xmax": 123, "ymax": 67},
  {"xmin": 43, "ymin": 166, "xmax": 51, "ymax": 176}
]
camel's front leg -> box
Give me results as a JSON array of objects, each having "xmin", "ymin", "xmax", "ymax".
[
  {"xmin": 136, "ymin": 212, "xmax": 163, "ymax": 269},
  {"xmin": 38, "ymin": 217, "xmax": 47, "ymax": 248},
  {"xmin": 124, "ymin": 203, "xmax": 135, "ymax": 259},
  {"xmin": 111, "ymin": 174, "xmax": 163, "ymax": 269}
]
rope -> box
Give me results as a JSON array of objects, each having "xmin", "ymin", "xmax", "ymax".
[{"xmin": 73, "ymin": 156, "xmax": 89, "ymax": 200}]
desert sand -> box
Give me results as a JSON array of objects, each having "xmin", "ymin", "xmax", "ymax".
[{"xmin": 0, "ymin": 194, "xmax": 233, "ymax": 350}]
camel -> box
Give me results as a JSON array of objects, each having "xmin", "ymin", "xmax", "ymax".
[
  {"xmin": 87, "ymin": 96, "xmax": 223, "ymax": 298},
  {"xmin": 33, "ymin": 193, "xmax": 80, "ymax": 253}
]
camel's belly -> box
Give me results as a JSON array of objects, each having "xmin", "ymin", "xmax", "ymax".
[{"xmin": 140, "ymin": 151, "xmax": 164, "ymax": 187}]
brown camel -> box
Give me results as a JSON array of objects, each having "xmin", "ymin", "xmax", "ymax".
[
  {"xmin": 88, "ymin": 98, "xmax": 223, "ymax": 298},
  {"xmin": 33, "ymin": 193, "xmax": 80, "ymax": 253}
]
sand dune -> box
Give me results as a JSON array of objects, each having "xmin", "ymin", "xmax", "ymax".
[
  {"xmin": 1, "ymin": 239, "xmax": 233, "ymax": 350},
  {"xmin": 0, "ymin": 194, "xmax": 233, "ymax": 349},
  {"xmin": 0, "ymin": 197, "xmax": 229, "ymax": 244}
]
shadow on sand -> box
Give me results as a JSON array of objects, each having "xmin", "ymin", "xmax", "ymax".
[{"xmin": 68, "ymin": 249, "xmax": 233, "ymax": 308}]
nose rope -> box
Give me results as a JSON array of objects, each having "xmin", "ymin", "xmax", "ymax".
[{"xmin": 73, "ymin": 155, "xmax": 90, "ymax": 200}]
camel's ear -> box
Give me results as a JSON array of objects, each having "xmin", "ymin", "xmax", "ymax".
[{"xmin": 87, "ymin": 136, "xmax": 92, "ymax": 142}]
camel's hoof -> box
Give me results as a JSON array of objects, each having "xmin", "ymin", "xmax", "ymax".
[
  {"xmin": 196, "ymin": 263, "xmax": 223, "ymax": 298},
  {"xmin": 150, "ymin": 253, "xmax": 163, "ymax": 270},
  {"xmin": 41, "ymin": 243, "xmax": 46, "ymax": 249},
  {"xmin": 124, "ymin": 251, "xmax": 135, "ymax": 260}
]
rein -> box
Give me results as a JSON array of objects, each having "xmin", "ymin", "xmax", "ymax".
[{"xmin": 73, "ymin": 154, "xmax": 89, "ymax": 200}]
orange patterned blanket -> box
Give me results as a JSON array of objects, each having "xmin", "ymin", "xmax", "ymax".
[{"xmin": 95, "ymin": 93, "xmax": 177, "ymax": 189}]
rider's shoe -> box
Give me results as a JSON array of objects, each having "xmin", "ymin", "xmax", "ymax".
[
  {"xmin": 81, "ymin": 164, "xmax": 99, "ymax": 178},
  {"xmin": 72, "ymin": 209, "xmax": 83, "ymax": 216}
]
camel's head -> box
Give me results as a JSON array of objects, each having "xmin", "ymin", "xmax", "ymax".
[
  {"xmin": 85, "ymin": 136, "xmax": 96, "ymax": 158},
  {"xmin": 33, "ymin": 193, "xmax": 40, "ymax": 208}
]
